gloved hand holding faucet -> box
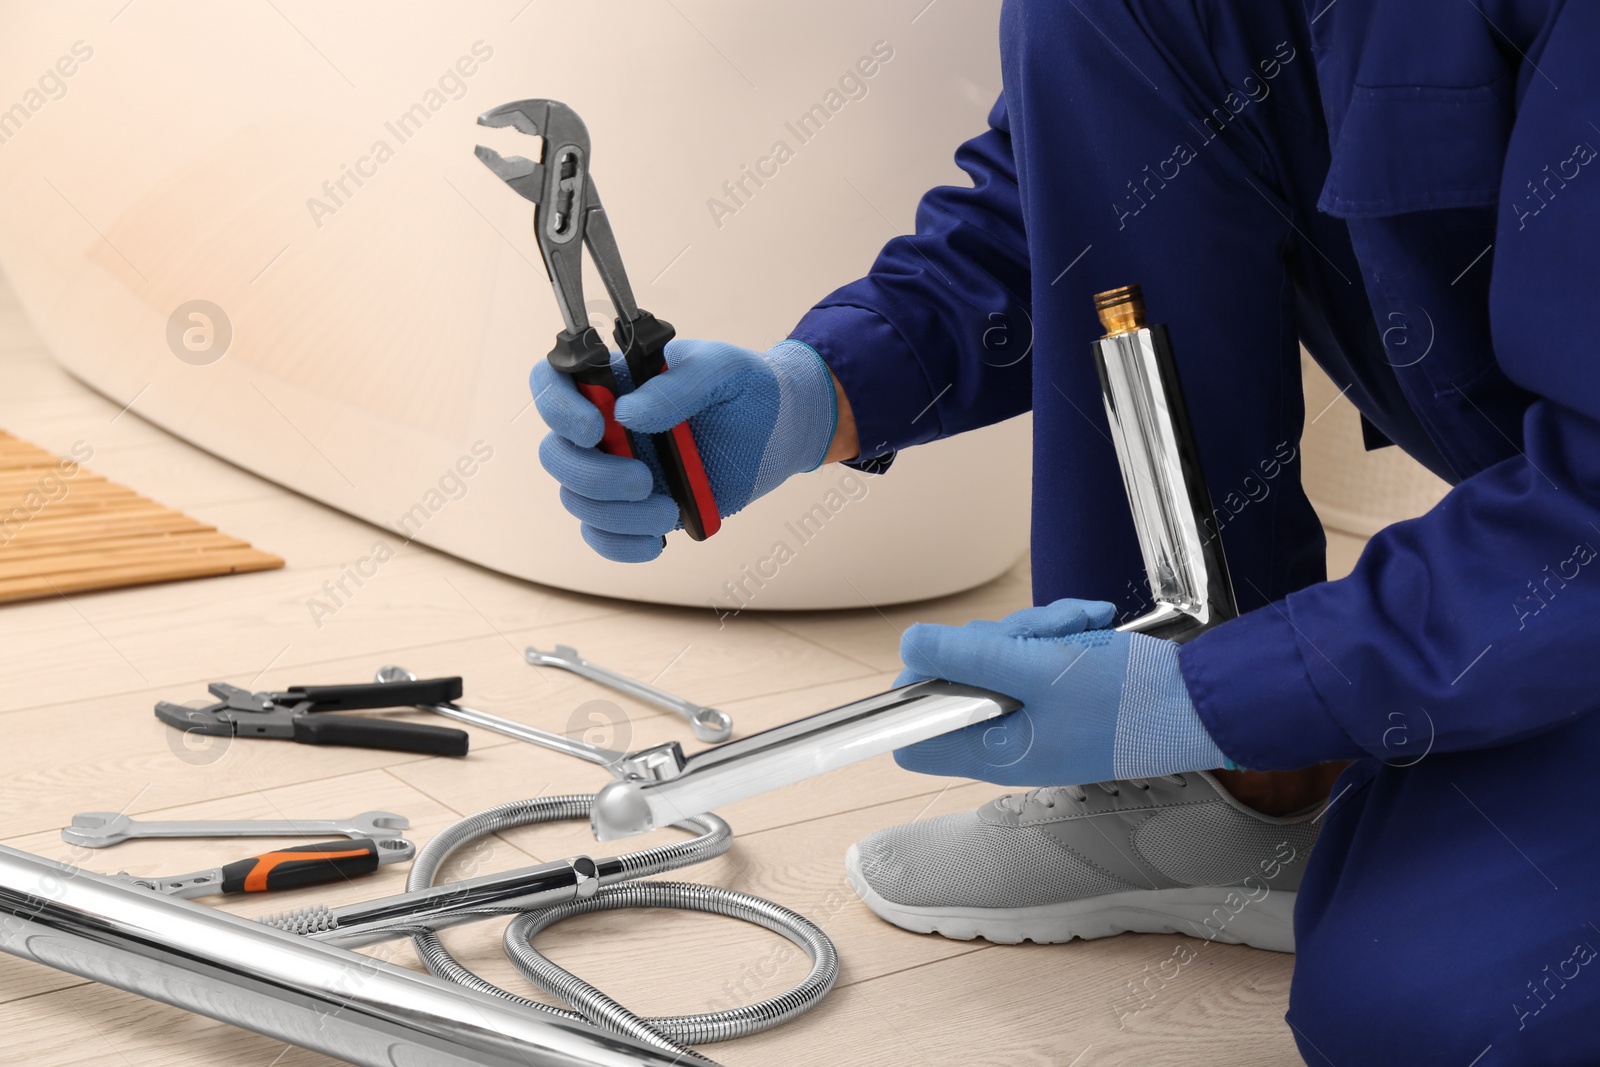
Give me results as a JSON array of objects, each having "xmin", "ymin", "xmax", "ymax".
[{"xmin": 890, "ymin": 598, "xmax": 1232, "ymax": 787}]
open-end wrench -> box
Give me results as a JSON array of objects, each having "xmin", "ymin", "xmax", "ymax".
[
  {"xmin": 373, "ymin": 666, "xmax": 685, "ymax": 781},
  {"xmin": 524, "ymin": 644, "xmax": 733, "ymax": 742},
  {"xmin": 62, "ymin": 810, "xmax": 409, "ymax": 850}
]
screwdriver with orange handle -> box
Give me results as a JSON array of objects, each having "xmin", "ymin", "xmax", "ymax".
[{"xmin": 114, "ymin": 836, "xmax": 415, "ymax": 899}]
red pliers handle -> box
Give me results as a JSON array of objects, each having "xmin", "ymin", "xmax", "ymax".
[
  {"xmin": 549, "ymin": 325, "xmax": 635, "ymax": 459},
  {"xmin": 613, "ymin": 311, "xmax": 720, "ymax": 542}
]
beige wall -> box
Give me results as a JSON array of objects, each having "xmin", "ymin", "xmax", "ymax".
[{"xmin": 1300, "ymin": 353, "xmax": 1450, "ymax": 579}]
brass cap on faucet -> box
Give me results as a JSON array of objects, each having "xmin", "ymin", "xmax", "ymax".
[{"xmin": 1094, "ymin": 285, "xmax": 1147, "ymax": 337}]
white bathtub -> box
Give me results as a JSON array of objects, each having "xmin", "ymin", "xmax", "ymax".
[{"xmin": 0, "ymin": 1, "xmax": 1029, "ymax": 608}]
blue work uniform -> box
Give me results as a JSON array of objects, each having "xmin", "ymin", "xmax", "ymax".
[{"xmin": 789, "ymin": 0, "xmax": 1600, "ymax": 1062}]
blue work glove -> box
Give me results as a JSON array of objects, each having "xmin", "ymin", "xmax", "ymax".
[
  {"xmin": 532, "ymin": 338, "xmax": 838, "ymax": 562},
  {"xmin": 893, "ymin": 598, "xmax": 1235, "ymax": 786}
]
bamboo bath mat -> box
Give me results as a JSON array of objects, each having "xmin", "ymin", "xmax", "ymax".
[{"xmin": 0, "ymin": 431, "xmax": 283, "ymax": 603}]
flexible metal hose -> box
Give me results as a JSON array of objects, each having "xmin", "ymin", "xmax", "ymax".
[
  {"xmin": 406, "ymin": 795, "xmax": 838, "ymax": 1062},
  {"xmin": 504, "ymin": 881, "xmax": 840, "ymax": 1044}
]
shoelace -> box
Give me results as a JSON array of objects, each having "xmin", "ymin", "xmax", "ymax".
[{"xmin": 996, "ymin": 774, "xmax": 1188, "ymax": 813}]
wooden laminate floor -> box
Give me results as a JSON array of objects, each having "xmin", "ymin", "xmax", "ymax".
[{"xmin": 0, "ymin": 274, "xmax": 1307, "ymax": 1066}]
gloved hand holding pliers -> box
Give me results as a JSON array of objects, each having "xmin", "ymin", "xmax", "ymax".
[
  {"xmin": 477, "ymin": 100, "xmax": 840, "ymax": 563},
  {"xmin": 533, "ymin": 339, "xmax": 839, "ymax": 562}
]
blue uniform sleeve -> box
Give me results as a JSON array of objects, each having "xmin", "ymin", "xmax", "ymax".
[
  {"xmin": 787, "ymin": 97, "xmax": 1032, "ymax": 463},
  {"xmin": 1181, "ymin": 4, "xmax": 1600, "ymax": 770}
]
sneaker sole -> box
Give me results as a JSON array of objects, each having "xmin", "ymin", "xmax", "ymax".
[{"xmin": 844, "ymin": 844, "xmax": 1297, "ymax": 953}]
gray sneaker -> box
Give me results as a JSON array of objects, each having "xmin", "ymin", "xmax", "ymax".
[{"xmin": 845, "ymin": 772, "xmax": 1319, "ymax": 952}]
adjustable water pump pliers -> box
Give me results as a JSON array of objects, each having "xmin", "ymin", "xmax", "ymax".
[{"xmin": 475, "ymin": 99, "xmax": 721, "ymax": 542}]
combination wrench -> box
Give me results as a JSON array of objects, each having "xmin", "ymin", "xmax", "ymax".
[
  {"xmin": 63, "ymin": 810, "xmax": 409, "ymax": 849},
  {"xmin": 525, "ymin": 644, "xmax": 732, "ymax": 742},
  {"xmin": 373, "ymin": 665, "xmax": 686, "ymax": 781}
]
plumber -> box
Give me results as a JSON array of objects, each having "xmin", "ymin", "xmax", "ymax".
[{"xmin": 532, "ymin": 2, "xmax": 1600, "ymax": 1062}]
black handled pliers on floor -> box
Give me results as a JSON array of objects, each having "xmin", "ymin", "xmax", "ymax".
[
  {"xmin": 154, "ymin": 677, "xmax": 469, "ymax": 756},
  {"xmin": 475, "ymin": 98, "xmax": 722, "ymax": 542}
]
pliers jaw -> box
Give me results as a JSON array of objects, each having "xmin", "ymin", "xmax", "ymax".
[
  {"xmin": 153, "ymin": 682, "xmax": 289, "ymax": 739},
  {"xmin": 475, "ymin": 98, "xmax": 578, "ymax": 143},
  {"xmin": 475, "ymin": 99, "xmax": 597, "ymax": 336},
  {"xmin": 471, "ymin": 144, "xmax": 544, "ymax": 204},
  {"xmin": 473, "ymin": 101, "xmax": 590, "ymax": 226}
]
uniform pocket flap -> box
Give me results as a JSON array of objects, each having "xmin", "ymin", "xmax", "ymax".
[{"xmin": 1318, "ymin": 79, "xmax": 1512, "ymax": 218}]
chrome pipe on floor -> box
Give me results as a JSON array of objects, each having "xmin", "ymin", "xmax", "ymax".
[
  {"xmin": 589, "ymin": 286, "xmax": 1236, "ymax": 842},
  {"xmin": 0, "ymin": 843, "xmax": 711, "ymax": 1067}
]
